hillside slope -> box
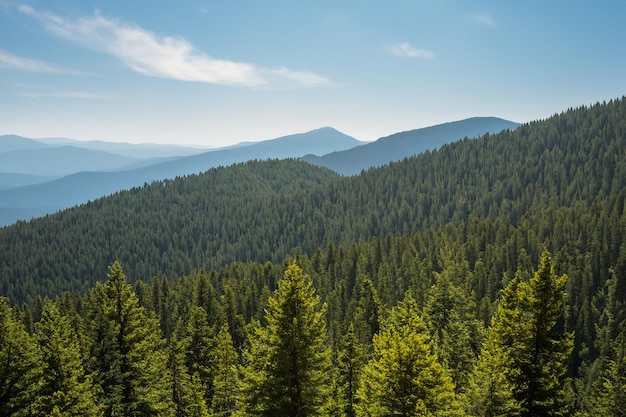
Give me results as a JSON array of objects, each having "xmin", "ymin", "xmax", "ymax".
[
  {"xmin": 0, "ymin": 127, "xmax": 362, "ymax": 226},
  {"xmin": 0, "ymin": 98, "xmax": 625, "ymax": 303}
]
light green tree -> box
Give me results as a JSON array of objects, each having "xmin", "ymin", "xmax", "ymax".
[
  {"xmin": 0, "ymin": 297, "xmax": 43, "ymax": 417},
  {"xmin": 88, "ymin": 261, "xmax": 174, "ymax": 417},
  {"xmin": 471, "ymin": 251, "xmax": 573, "ymax": 417},
  {"xmin": 33, "ymin": 300, "xmax": 102, "ymax": 417},
  {"xmin": 237, "ymin": 262, "xmax": 332, "ymax": 417},
  {"xmin": 210, "ymin": 323, "xmax": 239, "ymax": 417},
  {"xmin": 355, "ymin": 294, "xmax": 464, "ymax": 417}
]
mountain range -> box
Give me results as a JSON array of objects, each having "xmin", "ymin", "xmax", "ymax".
[{"xmin": 0, "ymin": 118, "xmax": 517, "ymax": 227}]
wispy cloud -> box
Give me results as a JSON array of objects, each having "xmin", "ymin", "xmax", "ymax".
[
  {"xmin": 0, "ymin": 49, "xmax": 77, "ymax": 73},
  {"xmin": 385, "ymin": 42, "xmax": 434, "ymax": 59},
  {"xmin": 18, "ymin": 5, "xmax": 329, "ymax": 88},
  {"xmin": 468, "ymin": 13, "xmax": 496, "ymax": 28},
  {"xmin": 16, "ymin": 90, "xmax": 115, "ymax": 99}
]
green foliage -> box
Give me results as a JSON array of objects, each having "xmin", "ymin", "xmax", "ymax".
[
  {"xmin": 477, "ymin": 251, "xmax": 574, "ymax": 417},
  {"xmin": 356, "ymin": 294, "xmax": 464, "ymax": 417},
  {"xmin": 3, "ymin": 99, "xmax": 626, "ymax": 305},
  {"xmin": 237, "ymin": 262, "xmax": 332, "ymax": 417},
  {"xmin": 88, "ymin": 261, "xmax": 174, "ymax": 416},
  {"xmin": 0, "ymin": 297, "xmax": 43, "ymax": 417},
  {"xmin": 210, "ymin": 324, "xmax": 238, "ymax": 417},
  {"xmin": 33, "ymin": 300, "xmax": 102, "ymax": 417}
]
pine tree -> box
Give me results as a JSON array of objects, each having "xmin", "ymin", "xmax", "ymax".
[
  {"xmin": 465, "ymin": 327, "xmax": 520, "ymax": 417},
  {"xmin": 184, "ymin": 306, "xmax": 215, "ymax": 405},
  {"xmin": 237, "ymin": 262, "xmax": 332, "ymax": 417},
  {"xmin": 88, "ymin": 261, "xmax": 174, "ymax": 417},
  {"xmin": 355, "ymin": 294, "xmax": 464, "ymax": 417},
  {"xmin": 210, "ymin": 323, "xmax": 238, "ymax": 417},
  {"xmin": 478, "ymin": 251, "xmax": 573, "ymax": 417},
  {"xmin": 423, "ymin": 268, "xmax": 484, "ymax": 390},
  {"xmin": 588, "ymin": 324, "xmax": 626, "ymax": 417},
  {"xmin": 168, "ymin": 334, "xmax": 210, "ymax": 417},
  {"xmin": 33, "ymin": 300, "xmax": 102, "ymax": 417},
  {"xmin": 0, "ymin": 297, "xmax": 43, "ymax": 417},
  {"xmin": 337, "ymin": 322, "xmax": 364, "ymax": 417}
]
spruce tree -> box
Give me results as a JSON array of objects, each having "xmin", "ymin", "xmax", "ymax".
[
  {"xmin": 337, "ymin": 322, "xmax": 365, "ymax": 417},
  {"xmin": 355, "ymin": 294, "xmax": 464, "ymax": 417},
  {"xmin": 33, "ymin": 300, "xmax": 102, "ymax": 417},
  {"xmin": 184, "ymin": 306, "xmax": 216, "ymax": 405},
  {"xmin": 479, "ymin": 251, "xmax": 573, "ymax": 417},
  {"xmin": 88, "ymin": 261, "xmax": 174, "ymax": 417},
  {"xmin": 0, "ymin": 297, "xmax": 43, "ymax": 417},
  {"xmin": 210, "ymin": 323, "xmax": 238, "ymax": 417},
  {"xmin": 423, "ymin": 268, "xmax": 484, "ymax": 390},
  {"xmin": 237, "ymin": 262, "xmax": 332, "ymax": 417}
]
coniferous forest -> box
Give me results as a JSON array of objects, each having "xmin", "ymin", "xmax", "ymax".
[{"xmin": 1, "ymin": 98, "xmax": 626, "ymax": 416}]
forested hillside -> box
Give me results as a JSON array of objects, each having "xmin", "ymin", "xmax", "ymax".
[
  {"xmin": 1, "ymin": 98, "xmax": 626, "ymax": 416},
  {"xmin": 1, "ymin": 98, "xmax": 624, "ymax": 303}
]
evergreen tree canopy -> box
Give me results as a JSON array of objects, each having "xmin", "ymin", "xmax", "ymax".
[
  {"xmin": 483, "ymin": 251, "xmax": 573, "ymax": 417},
  {"xmin": 88, "ymin": 261, "xmax": 174, "ymax": 417},
  {"xmin": 238, "ymin": 262, "xmax": 332, "ymax": 417},
  {"xmin": 356, "ymin": 294, "xmax": 464, "ymax": 417}
]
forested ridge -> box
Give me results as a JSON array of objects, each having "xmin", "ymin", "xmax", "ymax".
[
  {"xmin": 1, "ymin": 98, "xmax": 626, "ymax": 416},
  {"xmin": 1, "ymin": 98, "xmax": 625, "ymax": 303}
]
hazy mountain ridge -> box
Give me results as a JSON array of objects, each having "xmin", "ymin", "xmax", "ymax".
[
  {"xmin": 0, "ymin": 127, "xmax": 362, "ymax": 225},
  {"xmin": 302, "ymin": 117, "xmax": 520, "ymax": 175}
]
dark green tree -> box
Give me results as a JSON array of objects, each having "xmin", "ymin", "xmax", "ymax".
[
  {"xmin": 184, "ymin": 306, "xmax": 216, "ymax": 405},
  {"xmin": 33, "ymin": 300, "xmax": 102, "ymax": 417},
  {"xmin": 237, "ymin": 262, "xmax": 332, "ymax": 417},
  {"xmin": 337, "ymin": 322, "xmax": 365, "ymax": 417},
  {"xmin": 355, "ymin": 294, "xmax": 464, "ymax": 417},
  {"xmin": 88, "ymin": 261, "xmax": 174, "ymax": 417}
]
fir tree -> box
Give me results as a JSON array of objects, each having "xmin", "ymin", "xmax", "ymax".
[
  {"xmin": 337, "ymin": 322, "xmax": 365, "ymax": 417},
  {"xmin": 88, "ymin": 261, "xmax": 174, "ymax": 417},
  {"xmin": 481, "ymin": 251, "xmax": 573, "ymax": 417},
  {"xmin": 237, "ymin": 262, "xmax": 332, "ymax": 417},
  {"xmin": 0, "ymin": 297, "xmax": 43, "ymax": 417},
  {"xmin": 355, "ymin": 294, "xmax": 464, "ymax": 417},
  {"xmin": 184, "ymin": 306, "xmax": 216, "ymax": 405},
  {"xmin": 33, "ymin": 300, "xmax": 102, "ymax": 417},
  {"xmin": 210, "ymin": 323, "xmax": 239, "ymax": 417}
]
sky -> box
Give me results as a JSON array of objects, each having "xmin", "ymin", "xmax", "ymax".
[{"xmin": 1, "ymin": 1, "xmax": 625, "ymax": 147}]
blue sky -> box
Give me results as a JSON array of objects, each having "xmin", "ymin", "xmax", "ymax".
[{"xmin": 1, "ymin": 1, "xmax": 625, "ymax": 147}]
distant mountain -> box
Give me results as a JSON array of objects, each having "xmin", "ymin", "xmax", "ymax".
[
  {"xmin": 0, "ymin": 134, "xmax": 53, "ymax": 152},
  {"xmin": 0, "ymin": 146, "xmax": 144, "ymax": 176},
  {"xmin": 34, "ymin": 137, "xmax": 209, "ymax": 159},
  {"xmin": 0, "ymin": 127, "xmax": 362, "ymax": 226},
  {"xmin": 0, "ymin": 173, "xmax": 57, "ymax": 191},
  {"xmin": 302, "ymin": 117, "xmax": 520, "ymax": 175}
]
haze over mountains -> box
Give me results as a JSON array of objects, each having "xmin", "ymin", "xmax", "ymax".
[{"xmin": 0, "ymin": 117, "xmax": 518, "ymax": 226}]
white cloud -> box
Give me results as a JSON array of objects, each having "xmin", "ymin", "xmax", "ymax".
[
  {"xmin": 0, "ymin": 49, "xmax": 76, "ymax": 73},
  {"xmin": 18, "ymin": 5, "xmax": 329, "ymax": 88},
  {"xmin": 385, "ymin": 42, "xmax": 434, "ymax": 59},
  {"xmin": 16, "ymin": 91, "xmax": 115, "ymax": 99},
  {"xmin": 468, "ymin": 13, "xmax": 496, "ymax": 28}
]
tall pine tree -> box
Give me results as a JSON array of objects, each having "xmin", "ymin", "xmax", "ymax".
[
  {"xmin": 0, "ymin": 297, "xmax": 43, "ymax": 417},
  {"xmin": 475, "ymin": 251, "xmax": 573, "ymax": 417},
  {"xmin": 33, "ymin": 300, "xmax": 102, "ymax": 417},
  {"xmin": 355, "ymin": 294, "xmax": 464, "ymax": 417},
  {"xmin": 237, "ymin": 262, "xmax": 332, "ymax": 417},
  {"xmin": 88, "ymin": 261, "xmax": 174, "ymax": 417}
]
